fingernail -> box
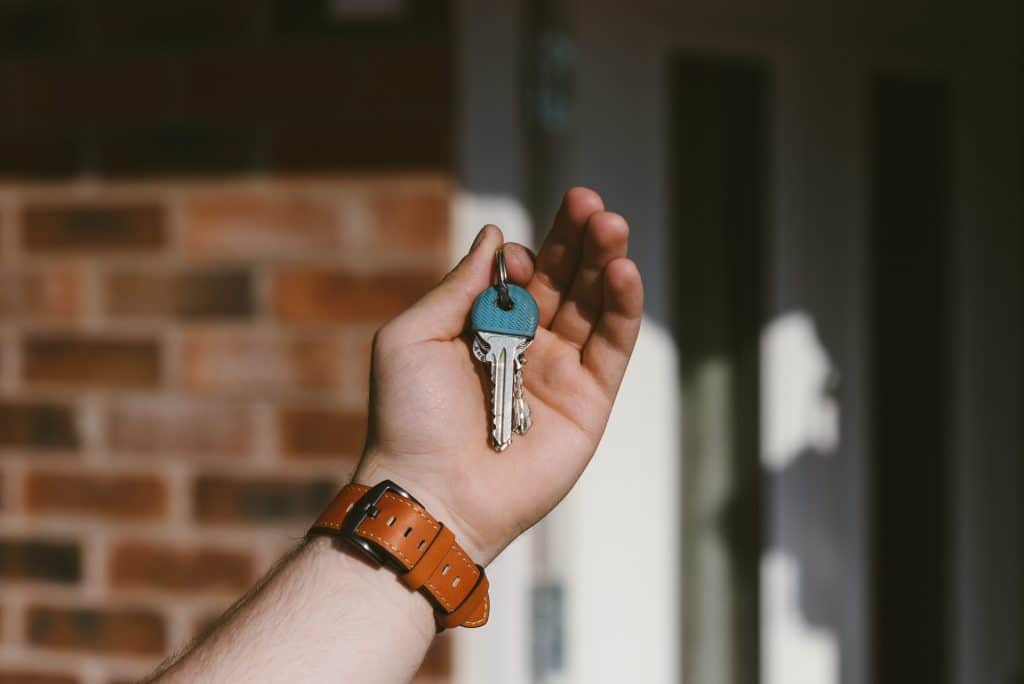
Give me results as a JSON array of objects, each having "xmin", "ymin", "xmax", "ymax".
[{"xmin": 469, "ymin": 226, "xmax": 488, "ymax": 253}]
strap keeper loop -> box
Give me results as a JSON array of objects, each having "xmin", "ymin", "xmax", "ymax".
[
  {"xmin": 400, "ymin": 524, "xmax": 455, "ymax": 591},
  {"xmin": 440, "ymin": 566, "xmax": 489, "ymax": 629}
]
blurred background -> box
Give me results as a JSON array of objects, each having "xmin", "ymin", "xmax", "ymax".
[{"xmin": 0, "ymin": 1, "xmax": 1020, "ymax": 683}]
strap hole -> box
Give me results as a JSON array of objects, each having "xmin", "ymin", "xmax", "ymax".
[
  {"xmin": 386, "ymin": 515, "xmax": 396, "ymax": 526},
  {"xmin": 452, "ymin": 576, "xmax": 461, "ymax": 588},
  {"xmin": 403, "ymin": 527, "xmax": 413, "ymax": 538},
  {"xmin": 441, "ymin": 564, "xmax": 449, "ymax": 576},
  {"xmin": 418, "ymin": 539, "xmax": 426, "ymax": 549}
]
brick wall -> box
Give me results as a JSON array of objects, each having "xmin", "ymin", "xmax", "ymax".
[
  {"xmin": 0, "ymin": 176, "xmax": 454, "ymax": 683},
  {"xmin": 0, "ymin": 0, "xmax": 452, "ymax": 178}
]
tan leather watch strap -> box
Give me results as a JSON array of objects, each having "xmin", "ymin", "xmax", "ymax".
[{"xmin": 308, "ymin": 481, "xmax": 489, "ymax": 630}]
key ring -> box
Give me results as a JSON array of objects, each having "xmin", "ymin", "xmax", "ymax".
[{"xmin": 495, "ymin": 247, "xmax": 513, "ymax": 310}]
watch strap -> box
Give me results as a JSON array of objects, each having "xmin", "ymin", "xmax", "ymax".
[{"xmin": 309, "ymin": 482, "xmax": 489, "ymax": 629}]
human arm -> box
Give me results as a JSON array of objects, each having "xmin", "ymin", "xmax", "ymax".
[{"xmin": 147, "ymin": 187, "xmax": 644, "ymax": 682}]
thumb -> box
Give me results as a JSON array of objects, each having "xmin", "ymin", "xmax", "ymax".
[{"xmin": 390, "ymin": 224, "xmax": 505, "ymax": 341}]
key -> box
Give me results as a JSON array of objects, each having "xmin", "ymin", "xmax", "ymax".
[
  {"xmin": 512, "ymin": 352, "xmax": 531, "ymax": 434},
  {"xmin": 470, "ymin": 250, "xmax": 539, "ymax": 451},
  {"xmin": 479, "ymin": 338, "xmax": 533, "ymax": 436},
  {"xmin": 473, "ymin": 332, "xmax": 529, "ymax": 450}
]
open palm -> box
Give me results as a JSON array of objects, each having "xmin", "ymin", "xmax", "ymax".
[{"xmin": 354, "ymin": 188, "xmax": 643, "ymax": 564}]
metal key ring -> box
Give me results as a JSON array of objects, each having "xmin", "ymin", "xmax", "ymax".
[{"xmin": 495, "ymin": 247, "xmax": 513, "ymax": 310}]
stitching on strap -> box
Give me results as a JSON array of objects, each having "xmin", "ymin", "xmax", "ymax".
[
  {"xmin": 382, "ymin": 492, "xmax": 438, "ymax": 529},
  {"xmin": 462, "ymin": 595, "xmax": 489, "ymax": 627},
  {"xmin": 358, "ymin": 529, "xmax": 412, "ymax": 564}
]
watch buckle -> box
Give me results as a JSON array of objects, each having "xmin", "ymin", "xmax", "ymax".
[{"xmin": 339, "ymin": 480, "xmax": 420, "ymax": 566}]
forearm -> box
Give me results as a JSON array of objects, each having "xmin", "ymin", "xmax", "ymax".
[{"xmin": 151, "ymin": 537, "xmax": 436, "ymax": 683}]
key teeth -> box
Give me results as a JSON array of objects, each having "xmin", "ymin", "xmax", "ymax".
[{"xmin": 492, "ymin": 409, "xmax": 510, "ymax": 451}]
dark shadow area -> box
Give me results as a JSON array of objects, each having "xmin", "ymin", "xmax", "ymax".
[
  {"xmin": 0, "ymin": 0, "xmax": 454, "ymax": 178},
  {"xmin": 870, "ymin": 73, "xmax": 952, "ymax": 684}
]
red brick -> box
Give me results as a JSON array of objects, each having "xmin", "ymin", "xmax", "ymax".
[
  {"xmin": 97, "ymin": 0, "xmax": 251, "ymax": 51},
  {"xmin": 278, "ymin": 408, "xmax": 365, "ymax": 459},
  {"xmin": 0, "ymin": 1, "xmax": 77, "ymax": 59},
  {"xmin": 0, "ymin": 137, "xmax": 78, "ymax": 178},
  {"xmin": 98, "ymin": 127, "xmax": 250, "ymax": 176},
  {"xmin": 184, "ymin": 194, "xmax": 338, "ymax": 258},
  {"xmin": 22, "ymin": 335, "xmax": 161, "ymax": 389},
  {"xmin": 109, "ymin": 541, "xmax": 254, "ymax": 593},
  {"xmin": 0, "ymin": 671, "xmax": 77, "ymax": 684},
  {"xmin": 190, "ymin": 53, "xmax": 349, "ymax": 119},
  {"xmin": 188, "ymin": 43, "xmax": 450, "ymax": 127},
  {"xmin": 193, "ymin": 476, "xmax": 336, "ymax": 524},
  {"xmin": 21, "ymin": 60, "xmax": 175, "ymax": 127},
  {"xmin": 25, "ymin": 471, "xmax": 167, "ymax": 520},
  {"xmin": 272, "ymin": 269, "xmax": 438, "ymax": 323},
  {"xmin": 0, "ymin": 400, "xmax": 79, "ymax": 450},
  {"xmin": 26, "ymin": 605, "xmax": 165, "ymax": 656},
  {"xmin": 269, "ymin": 124, "xmax": 452, "ymax": 172},
  {"xmin": 22, "ymin": 205, "xmax": 165, "ymax": 252},
  {"xmin": 373, "ymin": 192, "xmax": 449, "ymax": 252},
  {"xmin": 0, "ymin": 268, "xmax": 81, "ymax": 321},
  {"xmin": 181, "ymin": 331, "xmax": 344, "ymax": 395},
  {"xmin": 107, "ymin": 399, "xmax": 251, "ymax": 457},
  {"xmin": 0, "ymin": 538, "xmax": 80, "ymax": 583},
  {"xmin": 104, "ymin": 268, "xmax": 254, "ymax": 320}
]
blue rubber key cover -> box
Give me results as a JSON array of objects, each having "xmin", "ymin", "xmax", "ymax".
[{"xmin": 470, "ymin": 284, "xmax": 539, "ymax": 338}]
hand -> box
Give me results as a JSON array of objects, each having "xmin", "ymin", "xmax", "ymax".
[{"xmin": 353, "ymin": 188, "xmax": 643, "ymax": 564}]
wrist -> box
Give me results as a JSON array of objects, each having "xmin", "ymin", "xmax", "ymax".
[
  {"xmin": 315, "ymin": 469, "xmax": 494, "ymax": 630},
  {"xmin": 352, "ymin": 452, "xmax": 494, "ymax": 565}
]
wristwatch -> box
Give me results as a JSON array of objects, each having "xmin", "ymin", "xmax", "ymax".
[{"xmin": 307, "ymin": 480, "xmax": 490, "ymax": 630}]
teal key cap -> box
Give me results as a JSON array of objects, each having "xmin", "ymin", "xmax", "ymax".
[{"xmin": 470, "ymin": 283, "xmax": 539, "ymax": 338}]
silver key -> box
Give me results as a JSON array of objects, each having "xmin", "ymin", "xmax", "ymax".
[
  {"xmin": 469, "ymin": 248, "xmax": 540, "ymax": 452},
  {"xmin": 473, "ymin": 333, "xmax": 531, "ymax": 451}
]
